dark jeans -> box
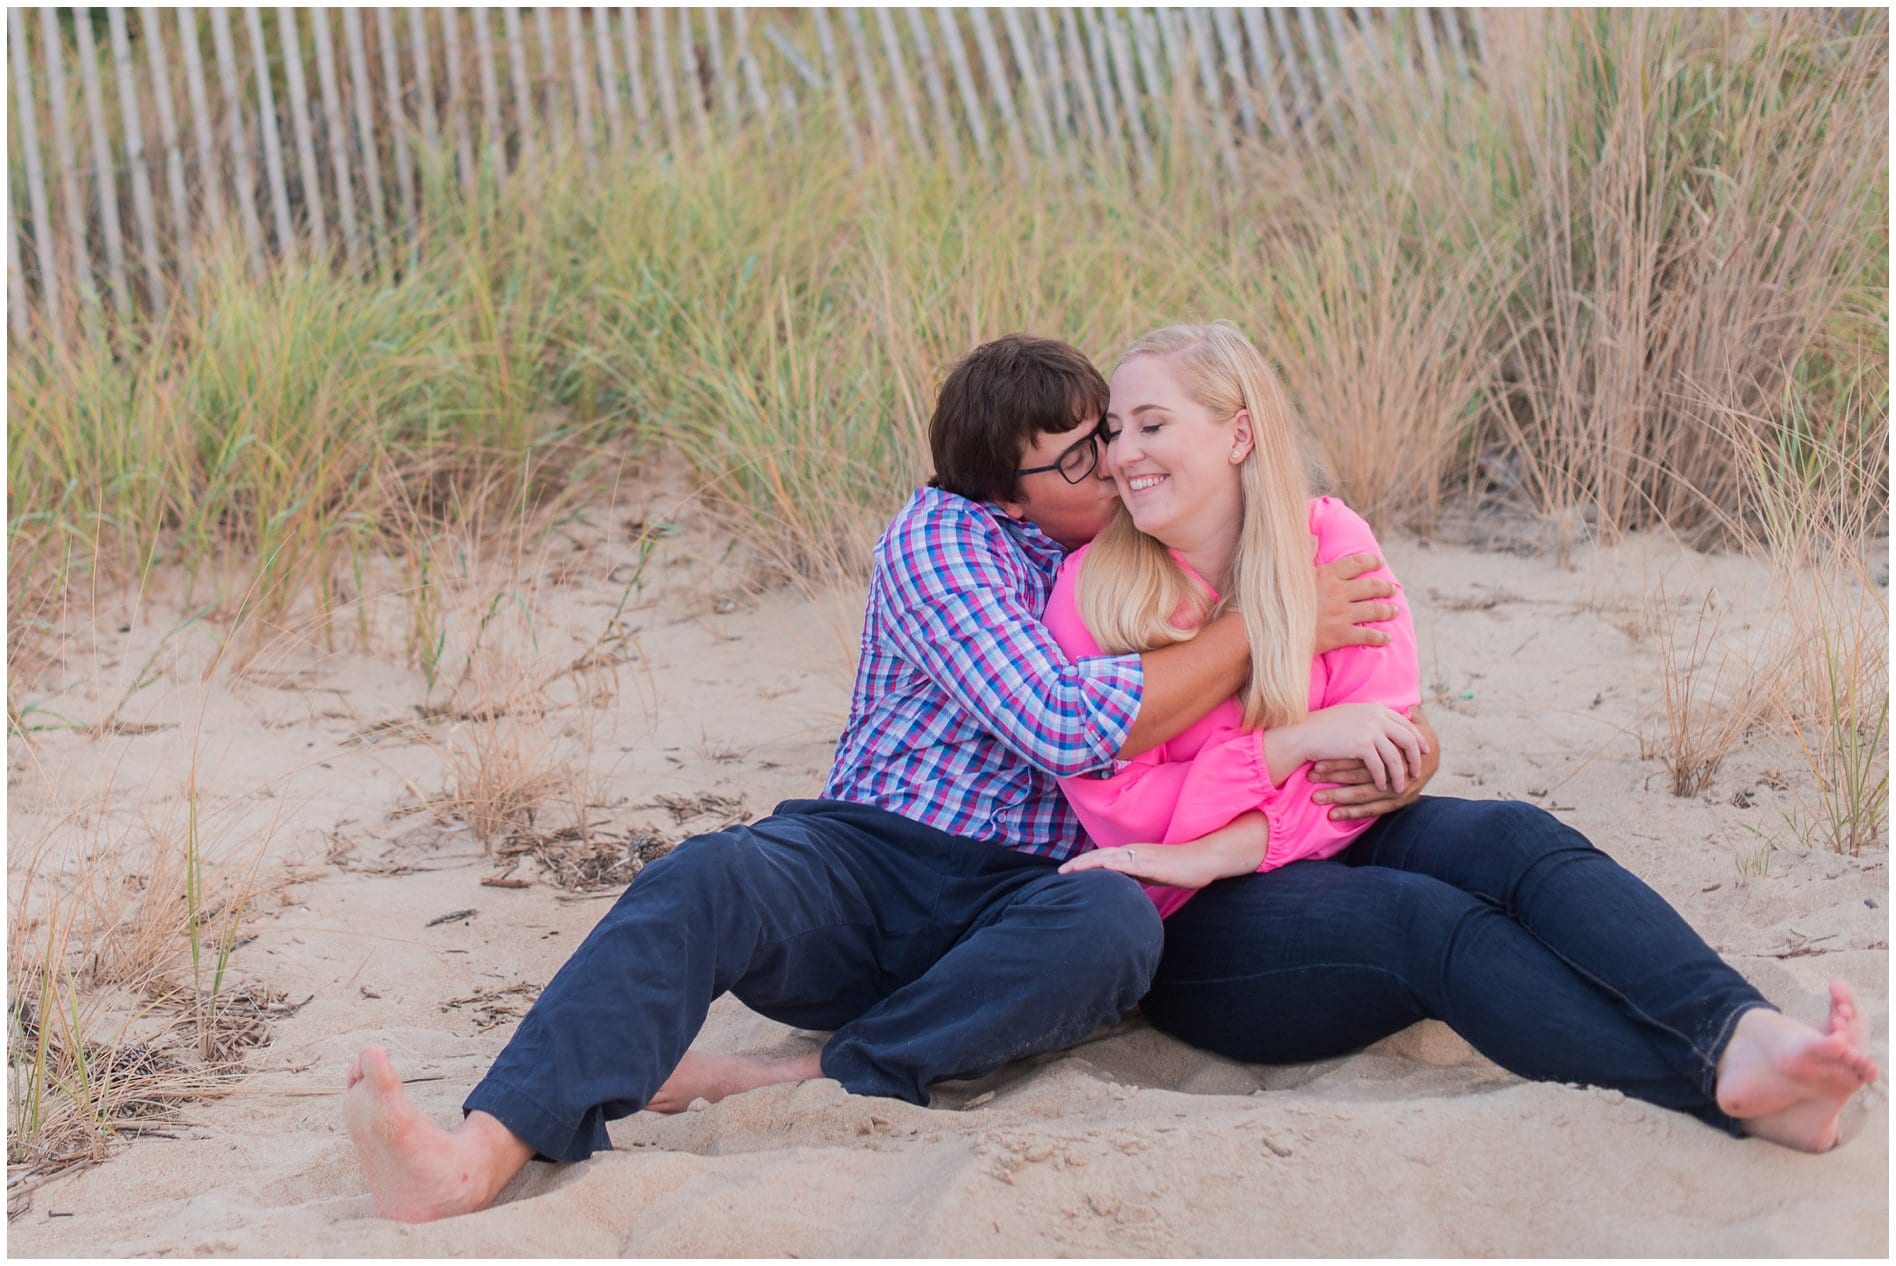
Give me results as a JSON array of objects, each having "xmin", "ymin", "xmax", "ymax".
[
  {"xmin": 1143, "ymin": 796, "xmax": 1771, "ymax": 1133},
  {"xmin": 464, "ymin": 799, "xmax": 1162, "ymax": 1161}
]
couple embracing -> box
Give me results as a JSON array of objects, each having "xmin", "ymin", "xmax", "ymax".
[{"xmin": 346, "ymin": 325, "xmax": 1877, "ymax": 1222}]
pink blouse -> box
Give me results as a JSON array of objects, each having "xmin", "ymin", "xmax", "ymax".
[{"xmin": 1045, "ymin": 497, "xmax": 1420, "ymax": 918}]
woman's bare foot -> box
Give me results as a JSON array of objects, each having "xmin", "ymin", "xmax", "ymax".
[
  {"xmin": 344, "ymin": 1045, "xmax": 534, "ymax": 1222},
  {"xmin": 1715, "ymin": 982, "xmax": 1880, "ymax": 1152},
  {"xmin": 645, "ymin": 1049, "xmax": 823, "ymax": 1114}
]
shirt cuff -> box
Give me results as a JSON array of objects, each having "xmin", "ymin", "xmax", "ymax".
[{"xmin": 1071, "ymin": 653, "xmax": 1144, "ymax": 773}]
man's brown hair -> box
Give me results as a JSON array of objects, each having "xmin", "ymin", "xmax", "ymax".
[{"xmin": 927, "ymin": 333, "xmax": 1110, "ymax": 504}]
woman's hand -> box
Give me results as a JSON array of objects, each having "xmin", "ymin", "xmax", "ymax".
[
  {"xmin": 1286, "ymin": 703, "xmax": 1425, "ymax": 794},
  {"xmin": 1313, "ymin": 708, "xmax": 1441, "ymax": 819},
  {"xmin": 1058, "ymin": 813, "xmax": 1269, "ymax": 889}
]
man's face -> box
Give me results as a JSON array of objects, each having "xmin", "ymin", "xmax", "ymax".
[{"xmin": 995, "ymin": 414, "xmax": 1120, "ymax": 551}]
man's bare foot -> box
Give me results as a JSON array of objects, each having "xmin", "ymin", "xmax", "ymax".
[
  {"xmin": 344, "ymin": 1045, "xmax": 534, "ymax": 1222},
  {"xmin": 1715, "ymin": 982, "xmax": 1880, "ymax": 1152},
  {"xmin": 645, "ymin": 1049, "xmax": 823, "ymax": 1114}
]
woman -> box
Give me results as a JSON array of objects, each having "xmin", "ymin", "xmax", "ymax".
[{"xmin": 1049, "ymin": 321, "xmax": 1878, "ymax": 1151}]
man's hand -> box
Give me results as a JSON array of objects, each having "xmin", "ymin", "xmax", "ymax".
[
  {"xmin": 1310, "ymin": 708, "xmax": 1442, "ymax": 820},
  {"xmin": 1314, "ymin": 553, "xmax": 1397, "ymax": 653}
]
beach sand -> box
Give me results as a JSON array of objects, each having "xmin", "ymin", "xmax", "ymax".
[{"xmin": 8, "ymin": 456, "xmax": 1886, "ymax": 1256}]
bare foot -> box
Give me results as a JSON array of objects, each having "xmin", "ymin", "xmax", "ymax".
[
  {"xmin": 645, "ymin": 1049, "xmax": 823, "ymax": 1114},
  {"xmin": 1716, "ymin": 983, "xmax": 1880, "ymax": 1152},
  {"xmin": 344, "ymin": 1045, "xmax": 534, "ymax": 1222}
]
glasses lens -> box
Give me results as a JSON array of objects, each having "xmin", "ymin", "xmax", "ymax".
[{"xmin": 1059, "ymin": 434, "xmax": 1099, "ymax": 483}]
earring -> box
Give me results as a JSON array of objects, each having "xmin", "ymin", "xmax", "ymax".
[{"xmin": 1230, "ymin": 449, "xmax": 1245, "ymax": 464}]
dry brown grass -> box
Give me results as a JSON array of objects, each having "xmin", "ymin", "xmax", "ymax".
[
  {"xmin": 1643, "ymin": 582, "xmax": 1791, "ymax": 799},
  {"xmin": 1477, "ymin": 9, "xmax": 1887, "ymax": 548},
  {"xmin": 8, "ymin": 789, "xmax": 275, "ymax": 1188}
]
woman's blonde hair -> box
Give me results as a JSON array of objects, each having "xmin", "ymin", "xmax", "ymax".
[{"xmin": 1078, "ymin": 322, "xmax": 1317, "ymax": 729}]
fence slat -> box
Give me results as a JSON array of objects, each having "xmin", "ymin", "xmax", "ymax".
[
  {"xmin": 1295, "ymin": 8, "xmax": 1333, "ymax": 104},
  {"xmin": 904, "ymin": 9, "xmax": 961, "ymax": 167},
  {"xmin": 1058, "ymin": 7, "xmax": 1106, "ymax": 152},
  {"xmin": 1184, "ymin": 8, "xmax": 1239, "ymax": 174},
  {"xmin": 471, "ymin": 9, "xmax": 505, "ymax": 172},
  {"xmin": 873, "ymin": 9, "xmax": 925, "ymax": 158},
  {"xmin": 648, "ymin": 9, "xmax": 682, "ymax": 152},
  {"xmin": 532, "ymin": 7, "xmax": 568, "ymax": 154},
  {"xmin": 341, "ymin": 8, "xmax": 388, "ymax": 251},
  {"xmin": 108, "ymin": 8, "xmax": 167, "ymax": 311},
  {"xmin": 937, "ymin": 10, "xmax": 993, "ymax": 169},
  {"xmin": 735, "ymin": 10, "xmax": 773, "ymax": 139},
  {"xmin": 1259, "ymin": 8, "xmax": 1306, "ymax": 135},
  {"xmin": 1322, "ymin": 7, "xmax": 1355, "ymax": 87},
  {"xmin": 277, "ymin": 8, "xmax": 328, "ymax": 253},
  {"xmin": 243, "ymin": 6, "xmax": 296, "ymax": 261},
  {"xmin": 74, "ymin": 7, "xmax": 134, "ymax": 315},
  {"xmin": 969, "ymin": 9, "xmax": 1030, "ymax": 175},
  {"xmin": 1351, "ymin": 7, "xmax": 1387, "ymax": 76},
  {"xmin": 8, "ymin": 181, "xmax": 28, "ymax": 334},
  {"xmin": 208, "ymin": 8, "xmax": 266, "ymax": 277},
  {"xmin": 1415, "ymin": 8, "xmax": 1446, "ymax": 89},
  {"xmin": 564, "ymin": 7, "xmax": 596, "ymax": 153},
  {"xmin": 41, "ymin": 10, "xmax": 100, "ymax": 318},
  {"xmin": 410, "ymin": 10, "xmax": 441, "ymax": 158},
  {"xmin": 619, "ymin": 9, "xmax": 652, "ymax": 133},
  {"xmin": 810, "ymin": 9, "xmax": 862, "ymax": 168},
  {"xmin": 440, "ymin": 9, "xmax": 478, "ymax": 194},
  {"xmin": 1000, "ymin": 9, "xmax": 1055, "ymax": 157},
  {"xmin": 1383, "ymin": 5, "xmax": 1416, "ymax": 82},
  {"xmin": 1081, "ymin": 9, "xmax": 1126, "ymax": 163},
  {"xmin": 679, "ymin": 9, "xmax": 712, "ymax": 150},
  {"xmin": 503, "ymin": 6, "xmax": 538, "ymax": 168},
  {"xmin": 1230, "ymin": 8, "xmax": 1268, "ymax": 138},
  {"xmin": 842, "ymin": 9, "xmax": 892, "ymax": 161},
  {"xmin": 1440, "ymin": 8, "xmax": 1472, "ymax": 81},
  {"xmin": 144, "ymin": 9, "xmax": 206, "ymax": 270},
  {"xmin": 375, "ymin": 8, "xmax": 417, "ymax": 240},
  {"xmin": 176, "ymin": 8, "xmax": 223, "ymax": 250},
  {"xmin": 592, "ymin": 7, "xmax": 625, "ymax": 150},
  {"xmin": 707, "ymin": 8, "xmax": 740, "ymax": 130},
  {"xmin": 1031, "ymin": 8, "xmax": 1072, "ymax": 142},
  {"xmin": 11, "ymin": 11, "xmax": 62, "ymax": 328},
  {"xmin": 1102, "ymin": 9, "xmax": 1153, "ymax": 178},
  {"xmin": 310, "ymin": 10, "xmax": 361, "ymax": 267},
  {"xmin": 1127, "ymin": 8, "xmax": 1169, "ymax": 127}
]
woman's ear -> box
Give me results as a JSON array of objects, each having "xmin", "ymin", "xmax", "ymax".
[{"xmin": 1229, "ymin": 410, "xmax": 1255, "ymax": 464}]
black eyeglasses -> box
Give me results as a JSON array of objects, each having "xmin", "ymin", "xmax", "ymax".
[{"xmin": 1015, "ymin": 423, "xmax": 1106, "ymax": 485}]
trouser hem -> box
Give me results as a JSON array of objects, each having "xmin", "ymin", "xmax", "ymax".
[{"xmin": 463, "ymin": 1076, "xmax": 604, "ymax": 1164}]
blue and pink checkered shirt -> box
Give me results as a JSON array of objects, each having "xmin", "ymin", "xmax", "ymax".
[{"xmin": 822, "ymin": 487, "xmax": 1145, "ymax": 860}]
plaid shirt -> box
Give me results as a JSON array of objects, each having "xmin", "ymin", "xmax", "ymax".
[{"xmin": 822, "ymin": 488, "xmax": 1145, "ymax": 860}]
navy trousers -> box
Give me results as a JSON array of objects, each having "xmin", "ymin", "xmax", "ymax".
[
  {"xmin": 464, "ymin": 799, "xmax": 1163, "ymax": 1161},
  {"xmin": 1143, "ymin": 796, "xmax": 1772, "ymax": 1132}
]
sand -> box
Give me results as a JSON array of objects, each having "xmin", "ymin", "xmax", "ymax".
[{"xmin": 8, "ymin": 455, "xmax": 1887, "ymax": 1256}]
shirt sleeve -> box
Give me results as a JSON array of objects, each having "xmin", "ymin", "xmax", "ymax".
[
  {"xmin": 877, "ymin": 506, "xmax": 1144, "ymax": 778},
  {"xmin": 1246, "ymin": 497, "xmax": 1422, "ymax": 870}
]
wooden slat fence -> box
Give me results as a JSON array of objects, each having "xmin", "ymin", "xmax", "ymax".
[{"xmin": 5, "ymin": 7, "xmax": 1486, "ymax": 339}]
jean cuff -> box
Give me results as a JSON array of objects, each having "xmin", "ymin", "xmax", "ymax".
[{"xmin": 463, "ymin": 1075, "xmax": 607, "ymax": 1163}]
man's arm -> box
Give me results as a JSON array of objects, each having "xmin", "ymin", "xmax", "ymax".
[
  {"xmin": 1312, "ymin": 708, "xmax": 1443, "ymax": 818},
  {"xmin": 880, "ymin": 510, "xmax": 1145, "ymax": 778},
  {"xmin": 1118, "ymin": 553, "xmax": 1399, "ymax": 759}
]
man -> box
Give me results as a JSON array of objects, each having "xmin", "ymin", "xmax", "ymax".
[{"xmin": 344, "ymin": 334, "xmax": 1432, "ymax": 1221}]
